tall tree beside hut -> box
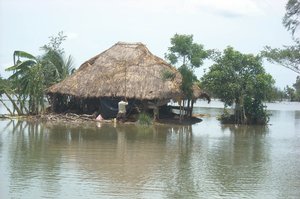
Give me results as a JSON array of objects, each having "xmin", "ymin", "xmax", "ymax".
[{"xmin": 165, "ymin": 34, "xmax": 209, "ymax": 118}]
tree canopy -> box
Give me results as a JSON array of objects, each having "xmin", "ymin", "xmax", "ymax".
[
  {"xmin": 165, "ymin": 34, "xmax": 209, "ymax": 100},
  {"xmin": 262, "ymin": 45, "xmax": 300, "ymax": 74},
  {"xmin": 283, "ymin": 0, "xmax": 300, "ymax": 37},
  {"xmin": 202, "ymin": 47, "xmax": 275, "ymax": 124},
  {"xmin": 165, "ymin": 34, "xmax": 209, "ymax": 68},
  {"xmin": 262, "ymin": 0, "xmax": 300, "ymax": 74},
  {"xmin": 165, "ymin": 34, "xmax": 209, "ymax": 118}
]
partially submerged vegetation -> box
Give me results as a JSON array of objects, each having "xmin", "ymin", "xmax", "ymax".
[
  {"xmin": 165, "ymin": 34, "xmax": 210, "ymax": 119},
  {"xmin": 0, "ymin": 32, "xmax": 74, "ymax": 115},
  {"xmin": 201, "ymin": 47, "xmax": 274, "ymax": 125},
  {"xmin": 137, "ymin": 113, "xmax": 153, "ymax": 126}
]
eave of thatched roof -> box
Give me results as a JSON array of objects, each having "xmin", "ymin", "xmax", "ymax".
[
  {"xmin": 47, "ymin": 42, "xmax": 182, "ymax": 100},
  {"xmin": 191, "ymin": 84, "xmax": 202, "ymax": 100},
  {"xmin": 191, "ymin": 84, "xmax": 211, "ymax": 103}
]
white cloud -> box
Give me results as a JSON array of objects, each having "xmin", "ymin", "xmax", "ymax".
[
  {"xmin": 203, "ymin": 0, "xmax": 264, "ymax": 17},
  {"xmin": 122, "ymin": 0, "xmax": 265, "ymax": 17}
]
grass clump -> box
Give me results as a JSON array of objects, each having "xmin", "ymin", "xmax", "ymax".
[
  {"xmin": 138, "ymin": 112, "xmax": 152, "ymax": 126},
  {"xmin": 161, "ymin": 69, "xmax": 176, "ymax": 81}
]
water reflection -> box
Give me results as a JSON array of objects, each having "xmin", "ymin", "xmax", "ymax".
[
  {"xmin": 2, "ymin": 115, "xmax": 299, "ymax": 198},
  {"xmin": 5, "ymin": 120, "xmax": 197, "ymax": 198},
  {"xmin": 210, "ymin": 125, "xmax": 270, "ymax": 197},
  {"xmin": 295, "ymin": 111, "xmax": 300, "ymax": 130},
  {"xmin": 5, "ymin": 120, "xmax": 61, "ymax": 198}
]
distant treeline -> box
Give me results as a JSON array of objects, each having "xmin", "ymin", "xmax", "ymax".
[{"xmin": 269, "ymin": 76, "xmax": 300, "ymax": 102}]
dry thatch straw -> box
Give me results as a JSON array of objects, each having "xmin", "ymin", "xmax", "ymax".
[
  {"xmin": 47, "ymin": 42, "xmax": 182, "ymax": 100},
  {"xmin": 192, "ymin": 84, "xmax": 211, "ymax": 102}
]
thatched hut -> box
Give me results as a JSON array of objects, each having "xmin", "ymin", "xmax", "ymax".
[{"xmin": 47, "ymin": 42, "xmax": 182, "ymax": 119}]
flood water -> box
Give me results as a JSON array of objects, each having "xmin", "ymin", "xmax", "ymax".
[{"xmin": 1, "ymin": 101, "xmax": 300, "ymax": 198}]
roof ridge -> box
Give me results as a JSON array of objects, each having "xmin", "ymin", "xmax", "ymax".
[{"xmin": 116, "ymin": 42, "xmax": 144, "ymax": 46}]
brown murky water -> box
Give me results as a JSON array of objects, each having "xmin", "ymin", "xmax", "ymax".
[{"xmin": 0, "ymin": 102, "xmax": 300, "ymax": 198}]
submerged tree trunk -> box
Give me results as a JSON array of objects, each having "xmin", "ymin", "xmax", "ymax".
[
  {"xmin": 189, "ymin": 99, "xmax": 194, "ymax": 118},
  {"xmin": 0, "ymin": 98, "xmax": 13, "ymax": 115},
  {"xmin": 234, "ymin": 97, "xmax": 247, "ymax": 124},
  {"xmin": 17, "ymin": 95, "xmax": 29, "ymax": 114},
  {"xmin": 4, "ymin": 92, "xmax": 23, "ymax": 115},
  {"xmin": 187, "ymin": 99, "xmax": 190, "ymax": 118}
]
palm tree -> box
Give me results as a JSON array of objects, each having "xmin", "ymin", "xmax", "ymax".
[{"xmin": 41, "ymin": 47, "xmax": 74, "ymax": 86}]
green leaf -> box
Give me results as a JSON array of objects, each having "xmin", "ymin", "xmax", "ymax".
[
  {"xmin": 6, "ymin": 60, "xmax": 36, "ymax": 71},
  {"xmin": 13, "ymin": 51, "xmax": 36, "ymax": 64}
]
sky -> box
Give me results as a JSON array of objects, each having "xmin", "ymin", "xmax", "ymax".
[{"xmin": 0, "ymin": 0, "xmax": 297, "ymax": 89}]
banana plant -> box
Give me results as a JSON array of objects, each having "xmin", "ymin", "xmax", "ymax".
[
  {"xmin": 4, "ymin": 32, "xmax": 74, "ymax": 115},
  {"xmin": 6, "ymin": 51, "xmax": 45, "ymax": 115}
]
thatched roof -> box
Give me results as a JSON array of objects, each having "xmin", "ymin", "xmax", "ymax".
[
  {"xmin": 192, "ymin": 84, "xmax": 202, "ymax": 100},
  {"xmin": 192, "ymin": 84, "xmax": 211, "ymax": 103},
  {"xmin": 48, "ymin": 42, "xmax": 182, "ymax": 100}
]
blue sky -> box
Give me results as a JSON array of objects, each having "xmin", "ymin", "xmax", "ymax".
[{"xmin": 0, "ymin": 0, "xmax": 297, "ymax": 88}]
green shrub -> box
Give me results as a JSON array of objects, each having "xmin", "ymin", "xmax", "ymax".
[
  {"xmin": 218, "ymin": 99, "xmax": 270, "ymax": 125},
  {"xmin": 138, "ymin": 112, "xmax": 152, "ymax": 126}
]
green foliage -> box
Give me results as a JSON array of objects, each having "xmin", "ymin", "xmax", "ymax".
[
  {"xmin": 165, "ymin": 34, "xmax": 208, "ymax": 98},
  {"xmin": 13, "ymin": 50, "xmax": 36, "ymax": 65},
  {"xmin": 268, "ymin": 86, "xmax": 286, "ymax": 101},
  {"xmin": 283, "ymin": 0, "xmax": 300, "ymax": 37},
  {"xmin": 267, "ymin": 78, "xmax": 300, "ymax": 102},
  {"xmin": 243, "ymin": 97, "xmax": 270, "ymax": 125},
  {"xmin": 0, "ymin": 76, "xmax": 14, "ymax": 115},
  {"xmin": 218, "ymin": 109, "xmax": 235, "ymax": 124},
  {"xmin": 161, "ymin": 69, "xmax": 176, "ymax": 81},
  {"xmin": 138, "ymin": 112, "xmax": 152, "ymax": 126},
  {"xmin": 41, "ymin": 49, "xmax": 74, "ymax": 86},
  {"xmin": 293, "ymin": 76, "xmax": 300, "ymax": 99},
  {"xmin": 41, "ymin": 31, "xmax": 74, "ymax": 86},
  {"xmin": 284, "ymin": 85, "xmax": 300, "ymax": 101},
  {"xmin": 178, "ymin": 65, "xmax": 198, "ymax": 99},
  {"xmin": 4, "ymin": 31, "xmax": 74, "ymax": 115},
  {"xmin": 165, "ymin": 34, "xmax": 210, "ymax": 118},
  {"xmin": 42, "ymin": 31, "xmax": 67, "ymax": 54},
  {"xmin": 5, "ymin": 52, "xmax": 45, "ymax": 114},
  {"xmin": 0, "ymin": 76, "xmax": 7, "ymax": 99},
  {"xmin": 261, "ymin": 0, "xmax": 300, "ymax": 75},
  {"xmin": 190, "ymin": 43, "xmax": 208, "ymax": 67},
  {"xmin": 167, "ymin": 34, "xmax": 193, "ymax": 65},
  {"xmin": 219, "ymin": 98, "xmax": 270, "ymax": 125},
  {"xmin": 262, "ymin": 45, "xmax": 300, "ymax": 74},
  {"xmin": 165, "ymin": 34, "xmax": 208, "ymax": 68},
  {"xmin": 202, "ymin": 46, "xmax": 275, "ymax": 125}
]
